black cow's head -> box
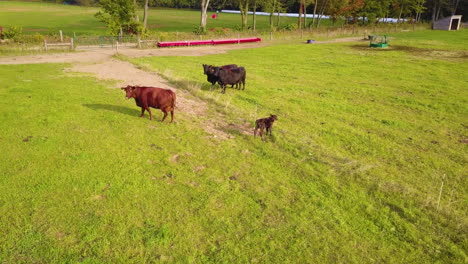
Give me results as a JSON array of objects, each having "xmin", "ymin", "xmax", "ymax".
[
  {"xmin": 211, "ymin": 66, "xmax": 221, "ymax": 76},
  {"xmin": 270, "ymin": 114, "xmax": 278, "ymax": 121},
  {"xmin": 202, "ymin": 64, "xmax": 210, "ymax": 75},
  {"xmin": 121, "ymin": 85, "xmax": 137, "ymax": 99}
]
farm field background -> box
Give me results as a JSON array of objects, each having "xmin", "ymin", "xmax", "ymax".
[
  {"xmin": 0, "ymin": 3, "xmax": 467, "ymax": 262},
  {"xmin": 0, "ymin": 1, "xmax": 305, "ymax": 35}
]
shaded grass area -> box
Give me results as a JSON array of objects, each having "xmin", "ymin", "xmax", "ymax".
[{"xmin": 1, "ymin": 30, "xmax": 467, "ymax": 262}]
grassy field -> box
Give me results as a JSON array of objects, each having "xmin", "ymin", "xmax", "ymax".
[
  {"xmin": 1, "ymin": 29, "xmax": 467, "ymax": 263},
  {"xmin": 0, "ymin": 1, "xmax": 306, "ymax": 35}
]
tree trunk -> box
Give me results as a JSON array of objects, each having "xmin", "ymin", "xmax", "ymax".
[
  {"xmin": 277, "ymin": 11, "xmax": 281, "ymax": 27},
  {"xmin": 143, "ymin": 0, "xmax": 149, "ymax": 29},
  {"xmin": 200, "ymin": 0, "xmax": 210, "ymax": 32},
  {"xmin": 316, "ymin": 0, "xmax": 329, "ymax": 28},
  {"xmin": 304, "ymin": 2, "xmax": 307, "ymax": 29},
  {"xmin": 397, "ymin": 4, "xmax": 404, "ymax": 23},
  {"xmin": 270, "ymin": 12, "xmax": 274, "ymax": 30},
  {"xmin": 311, "ymin": 0, "xmax": 318, "ymax": 28},
  {"xmin": 436, "ymin": 5, "xmax": 441, "ymax": 20},
  {"xmin": 133, "ymin": 0, "xmax": 138, "ymax": 21},
  {"xmin": 240, "ymin": 0, "xmax": 250, "ymax": 30},
  {"xmin": 449, "ymin": 0, "xmax": 460, "ymax": 15},
  {"xmin": 298, "ymin": 0, "xmax": 304, "ymax": 29},
  {"xmin": 253, "ymin": 0, "xmax": 257, "ymax": 31},
  {"xmin": 272, "ymin": 0, "xmax": 278, "ymax": 29},
  {"xmin": 453, "ymin": 0, "xmax": 460, "ymax": 15}
]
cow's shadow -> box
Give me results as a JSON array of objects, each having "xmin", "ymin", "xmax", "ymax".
[
  {"xmin": 200, "ymin": 83, "xmax": 219, "ymax": 91},
  {"xmin": 83, "ymin": 104, "xmax": 139, "ymax": 117},
  {"xmin": 200, "ymin": 83, "xmax": 239, "ymax": 92}
]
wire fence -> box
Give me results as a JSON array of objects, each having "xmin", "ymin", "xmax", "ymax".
[
  {"xmin": 0, "ymin": 23, "xmax": 431, "ymax": 54},
  {"xmin": 73, "ymin": 35, "xmax": 138, "ymax": 49}
]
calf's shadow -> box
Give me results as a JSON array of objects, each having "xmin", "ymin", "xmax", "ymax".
[{"xmin": 83, "ymin": 104, "xmax": 139, "ymax": 117}]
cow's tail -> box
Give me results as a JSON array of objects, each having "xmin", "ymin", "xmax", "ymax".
[{"xmin": 171, "ymin": 91, "xmax": 177, "ymax": 109}]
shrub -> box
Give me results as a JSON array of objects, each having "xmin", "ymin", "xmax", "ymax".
[
  {"xmin": 2, "ymin": 26, "xmax": 23, "ymax": 41},
  {"xmin": 193, "ymin": 27, "xmax": 207, "ymax": 35},
  {"xmin": 14, "ymin": 33, "xmax": 45, "ymax": 44},
  {"xmin": 283, "ymin": 23, "xmax": 298, "ymax": 31},
  {"xmin": 208, "ymin": 27, "xmax": 230, "ymax": 35},
  {"xmin": 122, "ymin": 21, "xmax": 145, "ymax": 35}
]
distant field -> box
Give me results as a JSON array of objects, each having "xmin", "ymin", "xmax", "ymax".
[
  {"xmin": 0, "ymin": 30, "xmax": 466, "ymax": 262},
  {"xmin": 0, "ymin": 1, "xmax": 303, "ymax": 35}
]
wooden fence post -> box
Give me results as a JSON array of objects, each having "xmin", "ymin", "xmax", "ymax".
[
  {"xmin": 70, "ymin": 38, "xmax": 74, "ymax": 50},
  {"xmin": 44, "ymin": 39, "xmax": 48, "ymax": 51},
  {"xmin": 59, "ymin": 30, "xmax": 63, "ymax": 42},
  {"xmin": 137, "ymin": 35, "xmax": 142, "ymax": 49}
]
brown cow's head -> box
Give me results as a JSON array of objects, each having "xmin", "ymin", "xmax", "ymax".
[{"xmin": 121, "ymin": 85, "xmax": 137, "ymax": 99}]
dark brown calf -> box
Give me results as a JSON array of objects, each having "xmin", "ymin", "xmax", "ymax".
[
  {"xmin": 254, "ymin": 114, "xmax": 278, "ymax": 140},
  {"xmin": 121, "ymin": 85, "xmax": 176, "ymax": 122}
]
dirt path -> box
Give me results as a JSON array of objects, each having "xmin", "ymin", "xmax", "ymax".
[
  {"xmin": 0, "ymin": 42, "xmax": 267, "ymax": 65},
  {"xmin": 0, "ymin": 38, "xmax": 363, "ymax": 138}
]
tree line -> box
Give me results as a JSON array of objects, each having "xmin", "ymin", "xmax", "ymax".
[{"xmin": 53, "ymin": 0, "xmax": 466, "ymax": 34}]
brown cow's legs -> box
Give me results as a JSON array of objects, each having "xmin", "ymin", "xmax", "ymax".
[
  {"xmin": 140, "ymin": 108, "xmax": 145, "ymax": 117},
  {"xmin": 147, "ymin": 108, "xmax": 152, "ymax": 120},
  {"xmin": 170, "ymin": 111, "xmax": 174, "ymax": 123},
  {"xmin": 161, "ymin": 111, "xmax": 168, "ymax": 122}
]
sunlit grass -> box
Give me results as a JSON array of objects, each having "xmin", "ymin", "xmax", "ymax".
[{"xmin": 0, "ymin": 30, "xmax": 466, "ymax": 262}]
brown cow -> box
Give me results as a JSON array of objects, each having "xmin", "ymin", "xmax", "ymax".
[
  {"xmin": 121, "ymin": 85, "xmax": 176, "ymax": 122},
  {"xmin": 254, "ymin": 114, "xmax": 278, "ymax": 140}
]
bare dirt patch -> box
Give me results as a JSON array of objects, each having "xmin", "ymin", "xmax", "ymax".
[{"xmin": 349, "ymin": 44, "xmax": 468, "ymax": 60}]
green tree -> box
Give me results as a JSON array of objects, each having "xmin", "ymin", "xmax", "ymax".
[
  {"xmin": 237, "ymin": 0, "xmax": 251, "ymax": 30},
  {"xmin": 262, "ymin": 0, "xmax": 285, "ymax": 30},
  {"xmin": 357, "ymin": 0, "xmax": 392, "ymax": 24},
  {"xmin": 95, "ymin": 0, "xmax": 140, "ymax": 35}
]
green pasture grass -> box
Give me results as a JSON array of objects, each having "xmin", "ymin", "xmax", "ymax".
[
  {"xmin": 0, "ymin": 1, "xmax": 105, "ymax": 35},
  {"xmin": 127, "ymin": 30, "xmax": 468, "ymax": 262},
  {"xmin": 0, "ymin": 1, "xmax": 306, "ymax": 35},
  {"xmin": 1, "ymin": 30, "xmax": 467, "ymax": 262},
  {"xmin": 391, "ymin": 29, "xmax": 468, "ymax": 50}
]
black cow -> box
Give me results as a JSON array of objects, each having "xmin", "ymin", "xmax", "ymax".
[
  {"xmin": 202, "ymin": 64, "xmax": 237, "ymax": 88},
  {"xmin": 215, "ymin": 67, "xmax": 246, "ymax": 94}
]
